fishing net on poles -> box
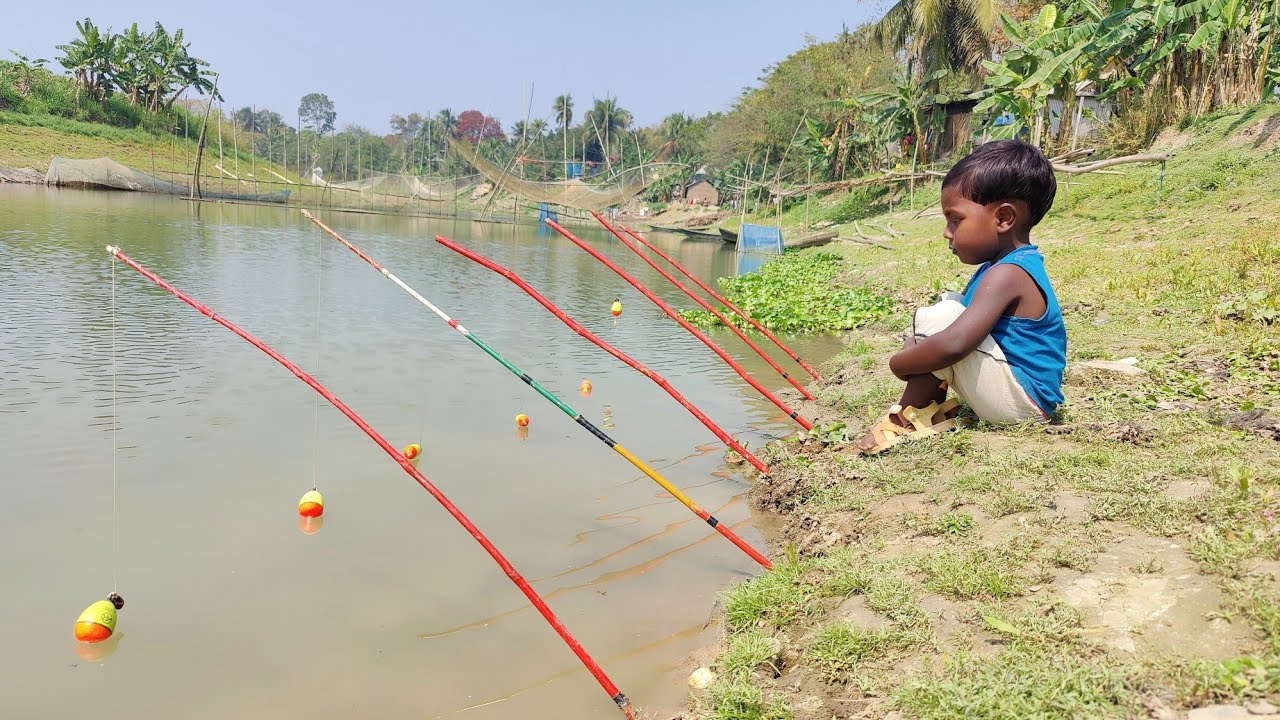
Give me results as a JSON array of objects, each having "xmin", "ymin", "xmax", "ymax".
[
  {"xmin": 46, "ymin": 157, "xmax": 292, "ymax": 203},
  {"xmin": 47, "ymin": 157, "xmax": 190, "ymax": 194},
  {"xmin": 308, "ymin": 168, "xmax": 479, "ymax": 203},
  {"xmin": 448, "ymin": 138, "xmax": 671, "ymax": 212}
]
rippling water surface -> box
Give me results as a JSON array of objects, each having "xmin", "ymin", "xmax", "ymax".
[{"xmin": 0, "ymin": 186, "xmax": 841, "ymax": 719}]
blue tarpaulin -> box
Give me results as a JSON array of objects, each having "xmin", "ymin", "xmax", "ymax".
[{"xmin": 737, "ymin": 223, "xmax": 784, "ymax": 255}]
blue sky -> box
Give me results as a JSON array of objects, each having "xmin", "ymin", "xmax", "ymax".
[{"xmin": 10, "ymin": 0, "xmax": 885, "ymax": 133}]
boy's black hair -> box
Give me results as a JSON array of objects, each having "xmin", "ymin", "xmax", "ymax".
[{"xmin": 942, "ymin": 140, "xmax": 1057, "ymax": 227}]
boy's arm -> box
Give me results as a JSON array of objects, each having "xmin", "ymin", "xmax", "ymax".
[{"xmin": 888, "ymin": 264, "xmax": 1026, "ymax": 380}]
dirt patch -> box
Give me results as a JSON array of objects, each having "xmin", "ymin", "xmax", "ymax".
[{"xmin": 1054, "ymin": 534, "xmax": 1260, "ymax": 659}]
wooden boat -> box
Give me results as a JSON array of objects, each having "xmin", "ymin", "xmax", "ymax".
[
  {"xmin": 718, "ymin": 227, "xmax": 738, "ymax": 244},
  {"xmin": 646, "ymin": 223, "xmax": 722, "ymax": 240},
  {"xmin": 786, "ymin": 230, "xmax": 838, "ymax": 250}
]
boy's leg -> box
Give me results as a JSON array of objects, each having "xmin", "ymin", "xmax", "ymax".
[
  {"xmin": 917, "ymin": 297, "xmax": 1046, "ymax": 424},
  {"xmin": 854, "ymin": 374, "xmax": 947, "ymax": 453}
]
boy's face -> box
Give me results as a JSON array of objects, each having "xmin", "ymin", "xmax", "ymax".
[{"xmin": 941, "ymin": 186, "xmax": 1014, "ymax": 265}]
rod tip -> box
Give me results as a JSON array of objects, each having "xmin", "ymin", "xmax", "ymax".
[{"xmin": 105, "ymin": 245, "xmax": 119, "ymax": 255}]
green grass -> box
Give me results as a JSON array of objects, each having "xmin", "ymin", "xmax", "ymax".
[
  {"xmin": 895, "ymin": 647, "xmax": 1143, "ymax": 719},
  {"xmin": 805, "ymin": 622, "xmax": 925, "ymax": 681},
  {"xmin": 721, "ymin": 558, "xmax": 812, "ymax": 631},
  {"xmin": 914, "ymin": 545, "xmax": 1030, "ymax": 601}
]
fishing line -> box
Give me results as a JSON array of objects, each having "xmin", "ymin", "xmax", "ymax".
[
  {"xmin": 311, "ymin": 227, "xmax": 323, "ymax": 491},
  {"xmin": 111, "ymin": 258, "xmax": 119, "ymax": 592}
]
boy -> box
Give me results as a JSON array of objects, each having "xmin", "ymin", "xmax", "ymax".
[{"xmin": 857, "ymin": 140, "xmax": 1066, "ymax": 455}]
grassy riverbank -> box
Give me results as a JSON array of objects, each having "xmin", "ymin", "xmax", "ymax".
[{"xmin": 679, "ymin": 104, "xmax": 1280, "ymax": 720}]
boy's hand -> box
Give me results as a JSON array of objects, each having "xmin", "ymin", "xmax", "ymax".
[{"xmin": 890, "ymin": 264, "xmax": 1027, "ymax": 379}]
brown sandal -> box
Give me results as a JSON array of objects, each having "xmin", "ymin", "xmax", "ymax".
[{"xmin": 859, "ymin": 399, "xmax": 960, "ymax": 456}]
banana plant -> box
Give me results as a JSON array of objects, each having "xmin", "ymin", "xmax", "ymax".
[{"xmin": 854, "ymin": 68, "xmax": 949, "ymax": 164}]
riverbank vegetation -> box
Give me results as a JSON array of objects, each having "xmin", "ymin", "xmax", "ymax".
[{"xmin": 686, "ymin": 102, "xmax": 1280, "ymax": 720}]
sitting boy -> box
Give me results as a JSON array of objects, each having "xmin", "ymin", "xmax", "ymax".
[{"xmin": 857, "ymin": 140, "xmax": 1066, "ymax": 455}]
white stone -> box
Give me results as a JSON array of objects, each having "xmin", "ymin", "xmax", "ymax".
[{"xmin": 687, "ymin": 667, "xmax": 716, "ymax": 690}]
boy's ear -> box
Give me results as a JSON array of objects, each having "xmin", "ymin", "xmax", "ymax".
[{"xmin": 994, "ymin": 202, "xmax": 1018, "ymax": 232}]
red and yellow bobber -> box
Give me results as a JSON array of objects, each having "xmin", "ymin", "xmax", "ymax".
[
  {"xmin": 74, "ymin": 592, "xmax": 124, "ymax": 644},
  {"xmin": 298, "ymin": 489, "xmax": 324, "ymax": 518},
  {"xmin": 610, "ymin": 298, "xmax": 622, "ymax": 317},
  {"xmin": 402, "ymin": 443, "xmax": 422, "ymax": 468}
]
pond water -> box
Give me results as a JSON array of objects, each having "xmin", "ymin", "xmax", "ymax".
[{"xmin": 0, "ymin": 187, "xmax": 840, "ymax": 719}]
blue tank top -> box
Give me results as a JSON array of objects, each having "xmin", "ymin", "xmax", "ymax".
[{"xmin": 960, "ymin": 245, "xmax": 1066, "ymax": 415}]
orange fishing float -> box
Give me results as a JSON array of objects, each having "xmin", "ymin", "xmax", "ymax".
[
  {"xmin": 515, "ymin": 413, "xmax": 530, "ymax": 427},
  {"xmin": 579, "ymin": 379, "xmax": 592, "ymax": 396},
  {"xmin": 74, "ymin": 593, "xmax": 124, "ymax": 644},
  {"xmin": 298, "ymin": 489, "xmax": 324, "ymax": 518},
  {"xmin": 402, "ymin": 443, "xmax": 422, "ymax": 467}
]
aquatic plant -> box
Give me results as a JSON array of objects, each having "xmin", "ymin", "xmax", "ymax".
[{"xmin": 682, "ymin": 252, "xmax": 894, "ymax": 334}]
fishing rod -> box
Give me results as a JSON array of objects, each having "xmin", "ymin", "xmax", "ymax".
[
  {"xmin": 619, "ymin": 223, "xmax": 822, "ymax": 381},
  {"xmin": 544, "ymin": 219, "xmax": 814, "ymax": 431},
  {"xmin": 592, "ymin": 212, "xmax": 814, "ymax": 400},
  {"xmin": 434, "ymin": 235, "xmax": 770, "ymax": 475},
  {"xmin": 300, "ymin": 210, "xmax": 773, "ymax": 571},
  {"xmin": 104, "ymin": 244, "xmax": 635, "ymax": 719}
]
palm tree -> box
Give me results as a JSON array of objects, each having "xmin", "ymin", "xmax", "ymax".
[
  {"xmin": 435, "ymin": 108, "xmax": 458, "ymax": 136},
  {"xmin": 661, "ymin": 112, "xmax": 691, "ymax": 141},
  {"xmin": 553, "ymin": 94, "xmax": 573, "ymax": 176},
  {"xmin": 872, "ymin": 0, "xmax": 1000, "ymax": 82},
  {"xmin": 584, "ymin": 96, "xmax": 633, "ymax": 166}
]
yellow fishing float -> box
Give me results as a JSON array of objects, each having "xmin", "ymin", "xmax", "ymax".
[
  {"xmin": 579, "ymin": 379, "xmax": 592, "ymax": 396},
  {"xmin": 610, "ymin": 299, "xmax": 622, "ymax": 317},
  {"xmin": 298, "ymin": 489, "xmax": 324, "ymax": 518},
  {"xmin": 402, "ymin": 443, "xmax": 422, "ymax": 468},
  {"xmin": 74, "ymin": 593, "xmax": 124, "ymax": 644}
]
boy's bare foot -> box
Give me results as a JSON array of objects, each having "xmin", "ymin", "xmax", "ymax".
[{"xmin": 855, "ymin": 408, "xmax": 910, "ymax": 454}]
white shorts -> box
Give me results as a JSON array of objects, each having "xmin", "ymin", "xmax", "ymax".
[{"xmin": 912, "ymin": 294, "xmax": 1048, "ymax": 424}]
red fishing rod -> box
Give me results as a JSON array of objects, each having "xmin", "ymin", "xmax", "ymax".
[
  {"xmin": 619, "ymin": 223, "xmax": 822, "ymax": 381},
  {"xmin": 593, "ymin": 212, "xmax": 813, "ymax": 400},
  {"xmin": 435, "ymin": 235, "xmax": 770, "ymax": 475},
  {"xmin": 545, "ymin": 219, "xmax": 813, "ymax": 431},
  {"xmin": 104, "ymin": 245, "xmax": 635, "ymax": 719},
  {"xmin": 300, "ymin": 212, "xmax": 772, "ymax": 569}
]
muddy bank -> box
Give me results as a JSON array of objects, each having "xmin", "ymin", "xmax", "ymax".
[{"xmin": 0, "ymin": 166, "xmax": 44, "ymax": 183}]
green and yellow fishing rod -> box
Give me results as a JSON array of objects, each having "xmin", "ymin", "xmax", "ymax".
[{"xmin": 301, "ymin": 210, "xmax": 772, "ymax": 571}]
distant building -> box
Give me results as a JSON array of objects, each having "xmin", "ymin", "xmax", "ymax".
[{"xmin": 681, "ymin": 168, "xmax": 720, "ymax": 206}]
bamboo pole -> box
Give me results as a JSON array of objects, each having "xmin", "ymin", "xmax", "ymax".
[{"xmin": 190, "ymin": 76, "xmax": 219, "ymax": 199}]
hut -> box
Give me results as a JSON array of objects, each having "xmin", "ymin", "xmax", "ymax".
[{"xmin": 681, "ymin": 168, "xmax": 720, "ymax": 207}]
